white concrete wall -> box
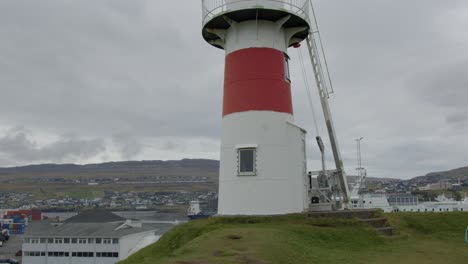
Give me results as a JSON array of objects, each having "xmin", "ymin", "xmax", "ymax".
[
  {"xmin": 22, "ymin": 238, "xmax": 119, "ymax": 264},
  {"xmin": 218, "ymin": 111, "xmax": 307, "ymax": 215},
  {"xmin": 225, "ymin": 20, "xmax": 289, "ymax": 54},
  {"xmin": 22, "ymin": 257, "xmax": 46, "ymax": 264},
  {"xmin": 119, "ymin": 231, "xmax": 156, "ymax": 260},
  {"xmin": 22, "ymin": 256, "xmax": 116, "ymax": 264}
]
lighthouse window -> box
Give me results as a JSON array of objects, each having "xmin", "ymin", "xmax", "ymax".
[
  {"xmin": 284, "ymin": 57, "xmax": 291, "ymax": 82},
  {"xmin": 238, "ymin": 148, "xmax": 256, "ymax": 175}
]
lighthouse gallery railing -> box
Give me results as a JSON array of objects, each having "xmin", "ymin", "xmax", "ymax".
[{"xmin": 202, "ymin": 0, "xmax": 310, "ymax": 26}]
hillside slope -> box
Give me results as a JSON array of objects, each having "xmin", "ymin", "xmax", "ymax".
[
  {"xmin": 121, "ymin": 213, "xmax": 468, "ymax": 264},
  {"xmin": 0, "ymin": 159, "xmax": 219, "ymax": 180},
  {"xmin": 410, "ymin": 165, "xmax": 468, "ymax": 182}
]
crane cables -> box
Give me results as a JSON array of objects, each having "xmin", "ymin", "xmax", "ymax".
[
  {"xmin": 297, "ymin": 46, "xmax": 320, "ymax": 137},
  {"xmin": 309, "ymin": 0, "xmax": 334, "ymax": 94}
]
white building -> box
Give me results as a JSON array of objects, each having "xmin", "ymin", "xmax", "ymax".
[{"xmin": 22, "ymin": 209, "xmax": 172, "ymax": 264}]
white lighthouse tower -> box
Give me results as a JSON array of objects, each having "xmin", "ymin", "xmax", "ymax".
[{"xmin": 202, "ymin": 0, "xmax": 312, "ymax": 215}]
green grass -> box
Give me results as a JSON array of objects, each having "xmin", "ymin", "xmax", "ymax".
[{"xmin": 121, "ymin": 213, "xmax": 468, "ymax": 264}]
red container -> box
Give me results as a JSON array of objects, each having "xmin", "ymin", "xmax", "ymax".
[
  {"xmin": 19, "ymin": 210, "xmax": 32, "ymax": 216},
  {"xmin": 31, "ymin": 211, "xmax": 42, "ymax": 221}
]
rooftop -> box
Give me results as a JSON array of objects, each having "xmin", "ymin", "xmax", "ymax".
[
  {"xmin": 25, "ymin": 209, "xmax": 174, "ymax": 238},
  {"xmin": 26, "ymin": 221, "xmax": 172, "ymax": 238},
  {"xmin": 64, "ymin": 209, "xmax": 125, "ymax": 223}
]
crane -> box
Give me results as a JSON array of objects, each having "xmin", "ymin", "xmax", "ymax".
[{"xmin": 304, "ymin": 0, "xmax": 350, "ymax": 209}]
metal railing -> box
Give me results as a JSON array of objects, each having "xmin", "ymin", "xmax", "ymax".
[{"xmin": 201, "ymin": 0, "xmax": 310, "ymax": 26}]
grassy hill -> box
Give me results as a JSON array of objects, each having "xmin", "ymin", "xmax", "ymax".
[
  {"xmin": 425, "ymin": 166, "xmax": 468, "ymax": 179},
  {"xmin": 121, "ymin": 213, "xmax": 468, "ymax": 264},
  {"xmin": 0, "ymin": 159, "xmax": 219, "ymax": 198},
  {"xmin": 0, "ymin": 159, "xmax": 219, "ymax": 180},
  {"xmin": 411, "ymin": 165, "xmax": 468, "ymax": 182}
]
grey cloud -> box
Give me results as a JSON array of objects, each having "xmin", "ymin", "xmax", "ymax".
[
  {"xmin": 0, "ymin": 127, "xmax": 105, "ymax": 165},
  {"xmin": 407, "ymin": 60, "xmax": 468, "ymax": 109},
  {"xmin": 446, "ymin": 112, "xmax": 467, "ymax": 125},
  {"xmin": 0, "ymin": 0, "xmax": 222, "ymax": 139},
  {"xmin": 112, "ymin": 133, "xmax": 143, "ymax": 160}
]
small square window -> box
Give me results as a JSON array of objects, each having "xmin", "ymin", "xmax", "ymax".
[{"xmin": 238, "ymin": 148, "xmax": 256, "ymax": 175}]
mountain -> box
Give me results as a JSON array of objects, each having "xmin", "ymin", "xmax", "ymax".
[
  {"xmin": 0, "ymin": 159, "xmax": 220, "ymax": 180},
  {"xmin": 409, "ymin": 165, "xmax": 468, "ymax": 183}
]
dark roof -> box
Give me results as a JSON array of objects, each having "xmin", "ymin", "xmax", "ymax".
[
  {"xmin": 64, "ymin": 209, "xmax": 125, "ymax": 223},
  {"xmin": 25, "ymin": 221, "xmax": 173, "ymax": 238}
]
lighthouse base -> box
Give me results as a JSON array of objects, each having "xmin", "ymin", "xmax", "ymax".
[{"xmin": 217, "ymin": 111, "xmax": 308, "ymax": 215}]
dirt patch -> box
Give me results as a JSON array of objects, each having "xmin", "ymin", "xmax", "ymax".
[
  {"xmin": 226, "ymin": 234, "xmax": 242, "ymax": 240},
  {"xmin": 175, "ymin": 261, "xmax": 209, "ymax": 264},
  {"xmin": 237, "ymin": 253, "xmax": 268, "ymax": 264}
]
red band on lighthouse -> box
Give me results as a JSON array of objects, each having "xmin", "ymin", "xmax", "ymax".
[{"xmin": 223, "ymin": 48, "xmax": 293, "ymax": 117}]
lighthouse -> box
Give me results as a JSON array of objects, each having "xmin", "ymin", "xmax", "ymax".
[{"xmin": 202, "ymin": 0, "xmax": 311, "ymax": 215}]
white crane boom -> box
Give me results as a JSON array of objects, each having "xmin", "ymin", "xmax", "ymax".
[{"xmin": 304, "ymin": 1, "xmax": 350, "ymax": 208}]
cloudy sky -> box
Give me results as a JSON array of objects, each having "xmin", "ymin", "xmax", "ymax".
[{"xmin": 0, "ymin": 0, "xmax": 466, "ymax": 179}]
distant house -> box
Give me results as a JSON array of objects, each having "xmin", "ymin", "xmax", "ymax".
[
  {"xmin": 418, "ymin": 180, "xmax": 453, "ymax": 191},
  {"xmin": 22, "ymin": 209, "xmax": 173, "ymax": 264}
]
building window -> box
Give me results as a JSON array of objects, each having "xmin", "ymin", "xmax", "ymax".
[
  {"xmin": 48, "ymin": 252, "xmax": 68, "ymax": 257},
  {"xmin": 78, "ymin": 238, "xmax": 87, "ymax": 244},
  {"xmin": 24, "ymin": 251, "xmax": 44, "ymax": 257},
  {"xmin": 102, "ymin": 238, "xmax": 112, "ymax": 244},
  {"xmin": 112, "ymin": 238, "xmax": 119, "ymax": 244},
  {"xmin": 71, "ymin": 252, "xmax": 94, "ymax": 257},
  {"xmin": 54, "ymin": 238, "xmax": 63, "ymax": 244},
  {"xmin": 97, "ymin": 252, "xmax": 119, "ymax": 258},
  {"xmin": 238, "ymin": 148, "xmax": 256, "ymax": 175}
]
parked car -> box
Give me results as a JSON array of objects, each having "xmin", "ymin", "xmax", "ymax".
[{"xmin": 0, "ymin": 259, "xmax": 19, "ymax": 264}]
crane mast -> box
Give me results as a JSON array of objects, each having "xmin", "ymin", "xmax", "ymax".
[{"xmin": 305, "ymin": 2, "xmax": 350, "ymax": 209}]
